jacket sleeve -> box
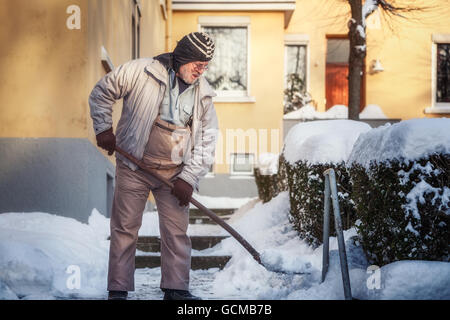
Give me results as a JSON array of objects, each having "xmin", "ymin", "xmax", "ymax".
[
  {"xmin": 88, "ymin": 61, "xmax": 135, "ymax": 135},
  {"xmin": 178, "ymin": 96, "xmax": 219, "ymax": 191}
]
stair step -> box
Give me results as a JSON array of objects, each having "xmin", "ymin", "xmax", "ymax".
[
  {"xmin": 137, "ymin": 235, "xmax": 229, "ymax": 252},
  {"xmin": 135, "ymin": 255, "xmax": 232, "ymax": 270},
  {"xmin": 189, "ymin": 208, "xmax": 236, "ymax": 217},
  {"xmin": 189, "ymin": 215, "xmax": 233, "ymax": 225}
]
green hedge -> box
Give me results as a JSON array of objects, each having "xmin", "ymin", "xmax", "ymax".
[
  {"xmin": 285, "ymin": 159, "xmax": 357, "ymax": 248},
  {"xmin": 350, "ymin": 153, "xmax": 450, "ymax": 266},
  {"xmin": 254, "ymin": 155, "xmax": 288, "ymax": 203}
]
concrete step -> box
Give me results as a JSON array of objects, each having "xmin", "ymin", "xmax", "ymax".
[
  {"xmin": 189, "ymin": 215, "xmax": 233, "ymax": 225},
  {"xmin": 135, "ymin": 255, "xmax": 232, "ymax": 270},
  {"xmin": 137, "ymin": 235, "xmax": 229, "ymax": 252},
  {"xmin": 189, "ymin": 208, "xmax": 235, "ymax": 224},
  {"xmin": 189, "ymin": 208, "xmax": 236, "ymax": 217}
]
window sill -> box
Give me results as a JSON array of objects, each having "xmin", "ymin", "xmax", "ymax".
[
  {"xmin": 213, "ymin": 96, "xmax": 256, "ymax": 104},
  {"xmin": 424, "ymin": 106, "xmax": 450, "ymax": 114}
]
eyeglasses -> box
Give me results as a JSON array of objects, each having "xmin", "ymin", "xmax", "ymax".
[{"xmin": 192, "ymin": 62, "xmax": 209, "ymax": 72}]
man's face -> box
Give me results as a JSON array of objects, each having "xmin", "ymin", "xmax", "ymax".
[{"xmin": 177, "ymin": 61, "xmax": 209, "ymax": 84}]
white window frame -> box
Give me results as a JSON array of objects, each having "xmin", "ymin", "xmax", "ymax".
[
  {"xmin": 199, "ymin": 16, "xmax": 255, "ymax": 103},
  {"xmin": 229, "ymin": 153, "xmax": 255, "ymax": 176},
  {"xmin": 425, "ymin": 34, "xmax": 450, "ymax": 114},
  {"xmin": 284, "ymin": 34, "xmax": 310, "ymax": 91}
]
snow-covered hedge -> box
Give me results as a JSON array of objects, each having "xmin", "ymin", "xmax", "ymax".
[
  {"xmin": 348, "ymin": 119, "xmax": 450, "ymax": 266},
  {"xmin": 254, "ymin": 153, "xmax": 288, "ymax": 203},
  {"xmin": 282, "ymin": 120, "xmax": 372, "ymax": 247}
]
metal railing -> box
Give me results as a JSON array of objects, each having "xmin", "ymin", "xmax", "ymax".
[{"xmin": 321, "ymin": 168, "xmax": 353, "ymax": 300}]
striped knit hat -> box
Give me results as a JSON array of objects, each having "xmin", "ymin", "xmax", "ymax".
[{"xmin": 172, "ymin": 32, "xmax": 215, "ymax": 71}]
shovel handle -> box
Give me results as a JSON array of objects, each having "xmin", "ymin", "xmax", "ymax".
[{"xmin": 114, "ymin": 146, "xmax": 262, "ymax": 265}]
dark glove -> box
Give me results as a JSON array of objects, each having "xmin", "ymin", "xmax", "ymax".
[
  {"xmin": 171, "ymin": 178, "xmax": 193, "ymax": 207},
  {"xmin": 96, "ymin": 128, "xmax": 116, "ymax": 155}
]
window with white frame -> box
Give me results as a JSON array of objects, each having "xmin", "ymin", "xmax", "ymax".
[
  {"xmin": 284, "ymin": 34, "xmax": 309, "ymax": 89},
  {"xmin": 426, "ymin": 34, "xmax": 450, "ymax": 114},
  {"xmin": 205, "ymin": 163, "xmax": 215, "ymax": 177},
  {"xmin": 199, "ymin": 16, "xmax": 253, "ymax": 102},
  {"xmin": 230, "ymin": 153, "xmax": 254, "ymax": 176},
  {"xmin": 285, "ymin": 45, "xmax": 307, "ymax": 87},
  {"xmin": 436, "ymin": 43, "xmax": 450, "ymax": 103}
]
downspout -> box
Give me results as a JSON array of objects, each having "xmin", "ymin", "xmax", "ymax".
[{"xmin": 165, "ymin": 0, "xmax": 172, "ymax": 52}]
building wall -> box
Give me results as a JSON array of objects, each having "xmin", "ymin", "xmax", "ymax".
[
  {"xmin": 0, "ymin": 0, "xmax": 167, "ymax": 220},
  {"xmin": 172, "ymin": 11, "xmax": 285, "ymax": 175},
  {"xmin": 0, "ymin": 0, "xmax": 89, "ymax": 138},
  {"xmin": 87, "ymin": 0, "xmax": 167, "ymax": 156},
  {"xmin": 286, "ymin": 0, "xmax": 450, "ymax": 119}
]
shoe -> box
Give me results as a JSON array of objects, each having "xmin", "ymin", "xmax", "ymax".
[
  {"xmin": 163, "ymin": 289, "xmax": 202, "ymax": 300},
  {"xmin": 108, "ymin": 290, "xmax": 128, "ymax": 300}
]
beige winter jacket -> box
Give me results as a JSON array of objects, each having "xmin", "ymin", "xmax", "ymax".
[{"xmin": 89, "ymin": 58, "xmax": 218, "ymax": 190}]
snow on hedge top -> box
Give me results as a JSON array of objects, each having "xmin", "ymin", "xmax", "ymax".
[
  {"xmin": 255, "ymin": 153, "xmax": 279, "ymax": 175},
  {"xmin": 347, "ymin": 118, "xmax": 450, "ymax": 169},
  {"xmin": 283, "ymin": 104, "xmax": 387, "ymax": 120},
  {"xmin": 283, "ymin": 120, "xmax": 372, "ymax": 165}
]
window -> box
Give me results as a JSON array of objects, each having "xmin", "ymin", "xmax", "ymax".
[
  {"xmin": 284, "ymin": 34, "xmax": 309, "ymax": 89},
  {"xmin": 132, "ymin": 1, "xmax": 141, "ymax": 59},
  {"xmin": 437, "ymin": 44, "xmax": 450, "ymax": 103},
  {"xmin": 199, "ymin": 16, "xmax": 254, "ymax": 102},
  {"xmin": 426, "ymin": 34, "xmax": 450, "ymax": 114},
  {"xmin": 205, "ymin": 163, "xmax": 215, "ymax": 177},
  {"xmin": 285, "ymin": 45, "xmax": 307, "ymax": 88},
  {"xmin": 230, "ymin": 153, "xmax": 254, "ymax": 176}
]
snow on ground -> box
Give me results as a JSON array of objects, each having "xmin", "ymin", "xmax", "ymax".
[
  {"xmin": 348, "ymin": 118, "xmax": 450, "ymax": 170},
  {"xmin": 206, "ymin": 192, "xmax": 450, "ymax": 300},
  {"xmin": 0, "ymin": 210, "xmax": 109, "ymax": 300},
  {"xmin": 283, "ymin": 119, "xmax": 371, "ymax": 165},
  {"xmin": 1, "ymin": 193, "xmax": 449, "ymax": 300},
  {"xmin": 256, "ymin": 153, "xmax": 280, "ymax": 175},
  {"xmin": 283, "ymin": 104, "xmax": 387, "ymax": 120}
]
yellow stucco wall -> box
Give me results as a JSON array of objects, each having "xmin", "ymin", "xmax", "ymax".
[
  {"xmin": 0, "ymin": 0, "xmax": 166, "ymax": 142},
  {"xmin": 0, "ymin": 0, "xmax": 88, "ymax": 138},
  {"xmin": 172, "ymin": 11, "xmax": 285, "ymax": 174},
  {"xmin": 287, "ymin": 0, "xmax": 450, "ymax": 119},
  {"xmin": 86, "ymin": 0, "xmax": 166, "ymax": 155}
]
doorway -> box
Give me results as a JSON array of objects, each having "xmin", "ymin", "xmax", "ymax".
[
  {"xmin": 325, "ymin": 36, "xmax": 366, "ymax": 111},
  {"xmin": 326, "ymin": 37, "xmax": 349, "ymax": 110}
]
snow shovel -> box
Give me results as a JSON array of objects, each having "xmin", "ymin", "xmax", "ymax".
[{"xmin": 115, "ymin": 146, "xmax": 304, "ymax": 275}]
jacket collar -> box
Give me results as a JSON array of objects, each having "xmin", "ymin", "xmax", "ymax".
[{"xmin": 145, "ymin": 59, "xmax": 168, "ymax": 85}]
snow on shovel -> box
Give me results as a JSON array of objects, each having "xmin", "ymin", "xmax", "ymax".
[{"xmin": 115, "ymin": 146, "xmax": 306, "ymax": 275}]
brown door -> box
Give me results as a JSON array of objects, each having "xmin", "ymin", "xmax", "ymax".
[{"xmin": 326, "ymin": 62, "xmax": 349, "ymax": 110}]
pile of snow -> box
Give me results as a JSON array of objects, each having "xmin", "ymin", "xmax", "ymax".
[
  {"xmin": 284, "ymin": 104, "xmax": 347, "ymax": 120},
  {"xmin": 0, "ymin": 210, "xmax": 109, "ymax": 300},
  {"xmin": 359, "ymin": 104, "xmax": 387, "ymax": 119},
  {"xmin": 255, "ymin": 153, "xmax": 279, "ymax": 175},
  {"xmin": 284, "ymin": 104, "xmax": 387, "ymax": 120},
  {"xmin": 208, "ymin": 192, "xmax": 450, "ymax": 299},
  {"xmin": 283, "ymin": 120, "xmax": 372, "ymax": 165},
  {"xmin": 1, "ymin": 192, "xmax": 449, "ymax": 300},
  {"xmin": 347, "ymin": 118, "xmax": 450, "ymax": 170}
]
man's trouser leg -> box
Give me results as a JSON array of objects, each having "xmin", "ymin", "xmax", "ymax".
[
  {"xmin": 152, "ymin": 181, "xmax": 192, "ymax": 291},
  {"xmin": 108, "ymin": 161, "xmax": 192, "ymax": 292},
  {"xmin": 108, "ymin": 161, "xmax": 150, "ymax": 291}
]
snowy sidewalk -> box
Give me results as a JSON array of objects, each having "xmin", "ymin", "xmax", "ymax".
[{"xmin": 131, "ymin": 267, "xmax": 254, "ymax": 300}]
